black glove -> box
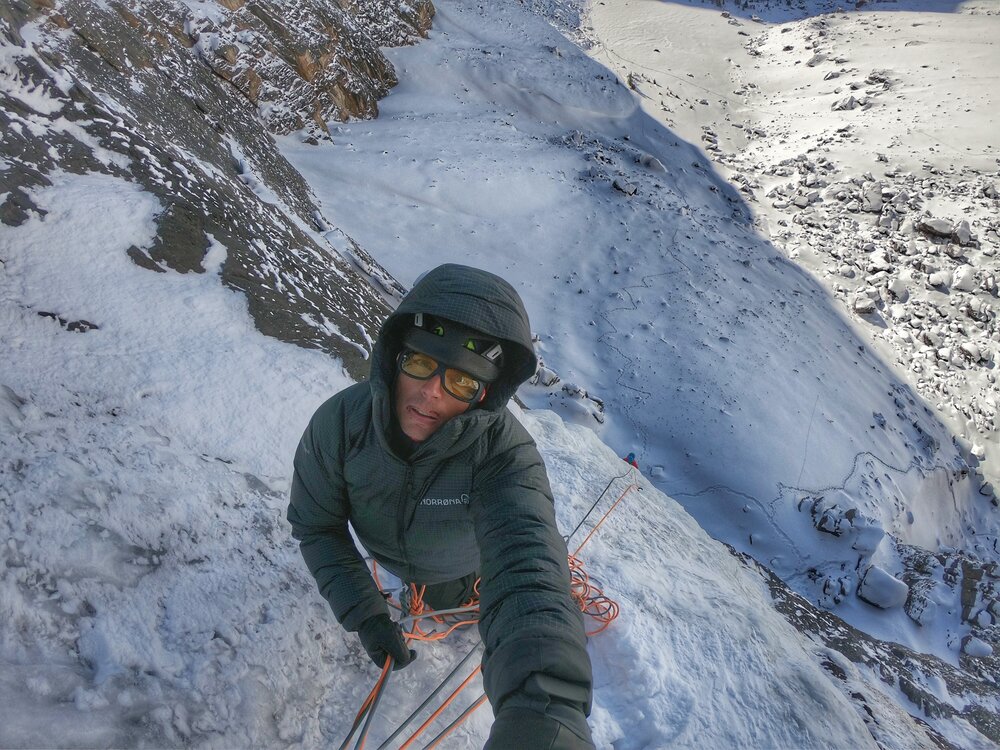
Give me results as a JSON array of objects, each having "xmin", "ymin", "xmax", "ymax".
[
  {"xmin": 356, "ymin": 614, "xmax": 415, "ymax": 670},
  {"xmin": 486, "ymin": 706, "xmax": 594, "ymax": 750}
]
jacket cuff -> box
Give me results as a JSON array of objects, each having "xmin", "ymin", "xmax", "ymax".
[{"xmin": 485, "ymin": 707, "xmax": 594, "ymax": 750}]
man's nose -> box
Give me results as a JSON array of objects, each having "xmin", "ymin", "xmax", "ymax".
[{"xmin": 420, "ymin": 374, "xmax": 445, "ymax": 399}]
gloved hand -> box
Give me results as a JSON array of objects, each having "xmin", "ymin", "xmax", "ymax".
[
  {"xmin": 356, "ymin": 614, "xmax": 415, "ymax": 670},
  {"xmin": 485, "ymin": 706, "xmax": 594, "ymax": 750}
]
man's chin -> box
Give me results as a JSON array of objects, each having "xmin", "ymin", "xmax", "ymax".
[{"xmin": 401, "ymin": 418, "xmax": 436, "ymax": 442}]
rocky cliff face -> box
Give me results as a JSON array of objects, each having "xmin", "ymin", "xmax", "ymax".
[{"xmin": 1, "ymin": 0, "xmax": 431, "ymax": 378}]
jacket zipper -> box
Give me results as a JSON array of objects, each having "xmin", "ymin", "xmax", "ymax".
[{"xmin": 397, "ymin": 465, "xmax": 413, "ymax": 570}]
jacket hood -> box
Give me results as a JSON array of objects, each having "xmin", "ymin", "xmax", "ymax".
[{"xmin": 370, "ymin": 264, "xmax": 538, "ymax": 412}]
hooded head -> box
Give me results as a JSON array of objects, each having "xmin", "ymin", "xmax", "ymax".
[{"xmin": 370, "ymin": 264, "xmax": 538, "ymax": 414}]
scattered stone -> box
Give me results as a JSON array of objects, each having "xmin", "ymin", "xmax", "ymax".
[
  {"xmin": 861, "ymin": 182, "xmax": 883, "ymax": 213},
  {"xmin": 865, "ymin": 69, "xmax": 892, "ymax": 88},
  {"xmin": 954, "ymin": 220, "xmax": 974, "ymax": 246},
  {"xmin": 853, "ymin": 296, "xmax": 877, "ymax": 314},
  {"xmin": 918, "ymin": 217, "xmax": 954, "ymax": 238},
  {"xmin": 832, "ymin": 95, "xmax": 864, "ymax": 111},
  {"xmin": 612, "ymin": 178, "xmax": 637, "ymax": 196},
  {"xmin": 953, "ymin": 265, "xmax": 978, "ymax": 292},
  {"xmin": 928, "ymin": 270, "xmax": 951, "ymax": 288}
]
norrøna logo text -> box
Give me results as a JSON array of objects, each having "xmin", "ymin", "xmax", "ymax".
[{"xmin": 420, "ymin": 494, "xmax": 470, "ymax": 507}]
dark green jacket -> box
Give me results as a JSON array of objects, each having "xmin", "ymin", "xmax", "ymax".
[{"xmin": 288, "ymin": 264, "xmax": 593, "ymax": 742}]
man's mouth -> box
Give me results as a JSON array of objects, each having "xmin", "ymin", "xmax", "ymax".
[{"xmin": 408, "ymin": 405, "xmax": 437, "ymax": 422}]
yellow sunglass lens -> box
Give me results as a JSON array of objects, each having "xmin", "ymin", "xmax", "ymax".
[
  {"xmin": 444, "ymin": 370, "xmax": 480, "ymax": 399},
  {"xmin": 403, "ymin": 352, "xmax": 437, "ymax": 377}
]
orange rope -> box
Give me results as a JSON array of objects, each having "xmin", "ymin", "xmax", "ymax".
[
  {"xmin": 404, "ymin": 583, "xmax": 481, "ymax": 643},
  {"xmin": 342, "ymin": 656, "xmax": 393, "ymax": 750},
  {"xmin": 398, "ymin": 665, "xmax": 483, "ymax": 750},
  {"xmin": 572, "ymin": 480, "xmax": 638, "ymax": 557},
  {"xmin": 568, "ymin": 554, "xmax": 620, "ymax": 636},
  {"xmin": 423, "ymin": 694, "xmax": 489, "ymax": 750},
  {"xmin": 359, "ymin": 658, "xmax": 392, "ymax": 721}
]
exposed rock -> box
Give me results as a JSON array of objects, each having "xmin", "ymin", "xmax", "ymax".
[
  {"xmin": 613, "ymin": 178, "xmax": 638, "ymax": 196},
  {"xmin": 918, "ymin": 217, "xmax": 954, "ymax": 238},
  {"xmin": 0, "ymin": 0, "xmax": 427, "ymax": 378},
  {"xmin": 747, "ymin": 551, "xmax": 1000, "ymax": 745},
  {"xmin": 905, "ymin": 589, "xmax": 938, "ymax": 627},
  {"xmin": 953, "ymin": 265, "xmax": 978, "ymax": 292},
  {"xmin": 860, "ymin": 181, "xmax": 883, "ymax": 213},
  {"xmin": 832, "ymin": 94, "xmax": 864, "ymax": 111}
]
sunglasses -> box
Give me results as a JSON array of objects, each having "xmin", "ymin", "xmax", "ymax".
[{"xmin": 397, "ymin": 350, "xmax": 486, "ymax": 403}]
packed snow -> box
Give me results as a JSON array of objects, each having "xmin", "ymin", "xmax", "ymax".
[
  {"xmin": 2, "ymin": 0, "xmax": 999, "ymax": 747},
  {"xmin": 280, "ymin": 0, "xmax": 999, "ymax": 660},
  {"xmin": 0, "ymin": 172, "xmax": 916, "ymax": 747}
]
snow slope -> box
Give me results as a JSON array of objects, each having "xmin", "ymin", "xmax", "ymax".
[
  {"xmin": 3, "ymin": 0, "xmax": 999, "ymax": 747},
  {"xmin": 280, "ymin": 0, "xmax": 999, "ymax": 659},
  {"xmin": 583, "ymin": 0, "xmax": 999, "ymax": 501},
  {"xmin": 0, "ymin": 170, "xmax": 941, "ymax": 747}
]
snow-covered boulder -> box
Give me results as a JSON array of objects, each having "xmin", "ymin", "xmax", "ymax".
[
  {"xmin": 963, "ymin": 636, "xmax": 993, "ymax": 658},
  {"xmin": 858, "ymin": 565, "xmax": 909, "ymax": 609},
  {"xmin": 960, "ymin": 342, "xmax": 982, "ymax": 362},
  {"xmin": 888, "ymin": 277, "xmax": 908, "ymax": 300}
]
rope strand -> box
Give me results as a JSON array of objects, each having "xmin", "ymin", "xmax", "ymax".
[
  {"xmin": 420, "ymin": 694, "xmax": 489, "ymax": 750},
  {"xmin": 374, "ymin": 644, "xmax": 482, "ymax": 750}
]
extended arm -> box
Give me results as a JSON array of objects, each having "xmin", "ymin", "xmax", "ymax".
[
  {"xmin": 472, "ymin": 424, "xmax": 595, "ymax": 748},
  {"xmin": 287, "ymin": 398, "xmax": 388, "ymax": 632}
]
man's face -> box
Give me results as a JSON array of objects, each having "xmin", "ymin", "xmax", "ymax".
[{"xmin": 394, "ymin": 359, "xmax": 474, "ymax": 442}]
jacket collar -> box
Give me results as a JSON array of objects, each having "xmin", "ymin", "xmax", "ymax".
[{"xmin": 370, "ymin": 379, "xmax": 499, "ymax": 464}]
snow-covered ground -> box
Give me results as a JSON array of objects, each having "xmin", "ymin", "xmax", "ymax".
[
  {"xmin": 3, "ymin": 0, "xmax": 1000, "ymax": 747},
  {"xmin": 582, "ymin": 0, "xmax": 999, "ymax": 501},
  {"xmin": 281, "ymin": 0, "xmax": 999, "ymax": 657},
  {"xmin": 0, "ymin": 173, "xmax": 927, "ymax": 747}
]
